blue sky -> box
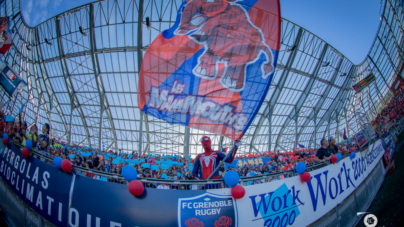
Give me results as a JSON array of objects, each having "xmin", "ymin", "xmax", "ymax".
[{"xmin": 21, "ymin": 0, "xmax": 381, "ymax": 64}]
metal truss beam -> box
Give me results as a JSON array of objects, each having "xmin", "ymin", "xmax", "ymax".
[
  {"xmin": 307, "ymin": 74, "xmax": 354, "ymax": 145},
  {"xmin": 249, "ymin": 27, "xmax": 304, "ymax": 153},
  {"xmin": 89, "ymin": 4, "xmax": 118, "ymax": 152},
  {"xmin": 368, "ymin": 56, "xmax": 394, "ymax": 93},
  {"xmin": 78, "ymin": 137, "xmax": 88, "ymax": 146},
  {"xmin": 55, "ymin": 18, "xmax": 91, "ymax": 146},
  {"xmin": 32, "ymin": 47, "xmax": 148, "ymax": 65},
  {"xmin": 184, "ymin": 127, "xmax": 190, "ymax": 157},
  {"xmin": 276, "ymin": 63, "xmax": 345, "ymax": 91},
  {"xmin": 275, "ymin": 43, "xmax": 329, "ymax": 150},
  {"xmin": 296, "ymin": 59, "xmax": 345, "ymax": 137},
  {"xmin": 34, "ymin": 28, "xmax": 68, "ymax": 133}
]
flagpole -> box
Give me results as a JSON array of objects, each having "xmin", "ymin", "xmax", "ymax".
[{"xmin": 206, "ymin": 143, "xmax": 237, "ymax": 180}]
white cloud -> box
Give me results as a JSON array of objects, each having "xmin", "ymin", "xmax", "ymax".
[
  {"xmin": 54, "ymin": 0, "xmax": 63, "ymax": 8},
  {"xmin": 32, "ymin": 12, "xmax": 41, "ymax": 26},
  {"xmin": 39, "ymin": 11, "xmax": 48, "ymax": 25},
  {"xmin": 39, "ymin": 0, "xmax": 49, "ymax": 9},
  {"xmin": 23, "ymin": 11, "xmax": 30, "ymax": 25},
  {"xmin": 26, "ymin": 0, "xmax": 33, "ymax": 14}
]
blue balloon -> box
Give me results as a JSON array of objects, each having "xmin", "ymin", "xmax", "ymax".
[
  {"xmin": 26, "ymin": 139, "xmax": 33, "ymax": 150},
  {"xmin": 224, "ymin": 170, "xmax": 239, "ymax": 187},
  {"xmin": 296, "ymin": 162, "xmax": 306, "ymax": 175},
  {"xmin": 3, "ymin": 133, "xmax": 8, "ymax": 139},
  {"xmin": 350, "ymin": 152, "xmax": 356, "ymax": 160},
  {"xmin": 122, "ymin": 165, "xmax": 137, "ymax": 181},
  {"xmin": 336, "ymin": 153, "xmax": 342, "ymax": 162},
  {"xmin": 53, "ymin": 157, "xmax": 63, "ymax": 168}
]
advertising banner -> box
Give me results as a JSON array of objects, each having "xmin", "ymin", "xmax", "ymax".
[
  {"xmin": 0, "ymin": 140, "xmax": 385, "ymax": 227},
  {"xmin": 138, "ymin": 0, "xmax": 281, "ymax": 140},
  {"xmin": 209, "ymin": 140, "xmax": 385, "ymax": 227},
  {"xmin": 382, "ymin": 134, "xmax": 395, "ymax": 168},
  {"xmin": 0, "ymin": 61, "xmax": 27, "ymax": 96},
  {"xmin": 0, "ymin": 144, "xmax": 72, "ymax": 226},
  {"xmin": 225, "ymin": 157, "xmax": 270, "ymax": 169}
]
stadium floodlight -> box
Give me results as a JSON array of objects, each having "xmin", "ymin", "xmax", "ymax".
[
  {"xmin": 287, "ymin": 45, "xmax": 296, "ymax": 53},
  {"xmin": 322, "ymin": 62, "xmax": 330, "ymax": 67},
  {"xmin": 146, "ymin": 17, "xmax": 151, "ymax": 30},
  {"xmin": 79, "ymin": 26, "xmax": 87, "ymax": 36},
  {"xmin": 45, "ymin": 38, "xmax": 52, "ymax": 46}
]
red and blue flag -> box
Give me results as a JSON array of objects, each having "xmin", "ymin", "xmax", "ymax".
[{"xmin": 138, "ymin": 0, "xmax": 281, "ymax": 141}]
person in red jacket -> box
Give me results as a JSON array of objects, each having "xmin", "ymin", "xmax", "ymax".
[{"xmin": 193, "ymin": 136, "xmax": 240, "ymax": 181}]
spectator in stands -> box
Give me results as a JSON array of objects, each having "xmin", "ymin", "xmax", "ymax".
[
  {"xmin": 35, "ymin": 123, "xmax": 50, "ymax": 153},
  {"xmin": 314, "ymin": 138, "xmax": 332, "ymax": 163},
  {"xmin": 328, "ymin": 137, "xmax": 339, "ymax": 154}
]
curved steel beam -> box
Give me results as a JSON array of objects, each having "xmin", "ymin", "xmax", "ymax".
[
  {"xmin": 55, "ymin": 18, "xmax": 92, "ymax": 146},
  {"xmin": 274, "ymin": 43, "xmax": 329, "ymax": 150},
  {"xmin": 295, "ymin": 58, "xmax": 345, "ymax": 137},
  {"xmin": 34, "ymin": 27, "xmax": 68, "ymax": 133},
  {"xmin": 307, "ymin": 75, "xmax": 354, "ymax": 145},
  {"xmin": 248, "ymin": 27, "xmax": 304, "ymax": 153},
  {"xmin": 89, "ymin": 4, "xmax": 118, "ymax": 152}
]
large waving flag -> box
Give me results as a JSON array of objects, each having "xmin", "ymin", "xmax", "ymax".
[{"xmin": 138, "ymin": 0, "xmax": 281, "ymax": 140}]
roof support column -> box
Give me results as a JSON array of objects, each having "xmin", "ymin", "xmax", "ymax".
[
  {"xmin": 268, "ymin": 113, "xmax": 272, "ymax": 152},
  {"xmin": 314, "ymin": 116, "xmax": 317, "ymax": 147},
  {"xmin": 219, "ymin": 136, "xmax": 224, "ymax": 151},
  {"xmin": 139, "ymin": 112, "xmax": 144, "ymax": 156},
  {"xmin": 336, "ymin": 114, "xmax": 340, "ymax": 144},
  {"xmin": 137, "ymin": 0, "xmax": 147, "ymax": 155},
  {"xmin": 295, "ymin": 112, "xmax": 298, "ymax": 149},
  {"xmin": 69, "ymin": 109, "xmax": 73, "ymax": 145},
  {"xmin": 184, "ymin": 127, "xmax": 190, "ymax": 157},
  {"xmin": 345, "ymin": 109, "xmax": 350, "ymax": 139},
  {"xmin": 99, "ymin": 108, "xmax": 104, "ymax": 149}
]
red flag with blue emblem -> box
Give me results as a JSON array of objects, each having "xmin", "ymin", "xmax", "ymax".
[{"xmin": 138, "ymin": 0, "xmax": 281, "ymax": 141}]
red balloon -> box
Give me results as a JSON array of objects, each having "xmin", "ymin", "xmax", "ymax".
[
  {"xmin": 231, "ymin": 185, "xmax": 245, "ymax": 199},
  {"xmin": 128, "ymin": 180, "xmax": 144, "ymax": 196},
  {"xmin": 350, "ymin": 149, "xmax": 356, "ymax": 153},
  {"xmin": 330, "ymin": 155, "xmax": 338, "ymax": 164},
  {"xmin": 22, "ymin": 148, "xmax": 30, "ymax": 158},
  {"xmin": 3, "ymin": 138, "xmax": 8, "ymax": 146},
  {"xmin": 61, "ymin": 160, "xmax": 72, "ymax": 173},
  {"xmin": 300, "ymin": 172, "xmax": 311, "ymax": 182}
]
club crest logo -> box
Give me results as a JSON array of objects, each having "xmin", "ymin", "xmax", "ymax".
[{"xmin": 178, "ymin": 193, "xmax": 237, "ymax": 227}]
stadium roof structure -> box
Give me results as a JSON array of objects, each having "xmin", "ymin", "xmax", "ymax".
[{"xmin": 0, "ymin": 0, "xmax": 403, "ymax": 156}]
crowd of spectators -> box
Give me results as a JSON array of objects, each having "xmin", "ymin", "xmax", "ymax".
[
  {"xmin": 372, "ymin": 84, "xmax": 404, "ymax": 136},
  {"xmin": 2, "ymin": 83, "xmax": 404, "ymax": 188},
  {"xmin": 0, "ymin": 111, "xmax": 355, "ymax": 187}
]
